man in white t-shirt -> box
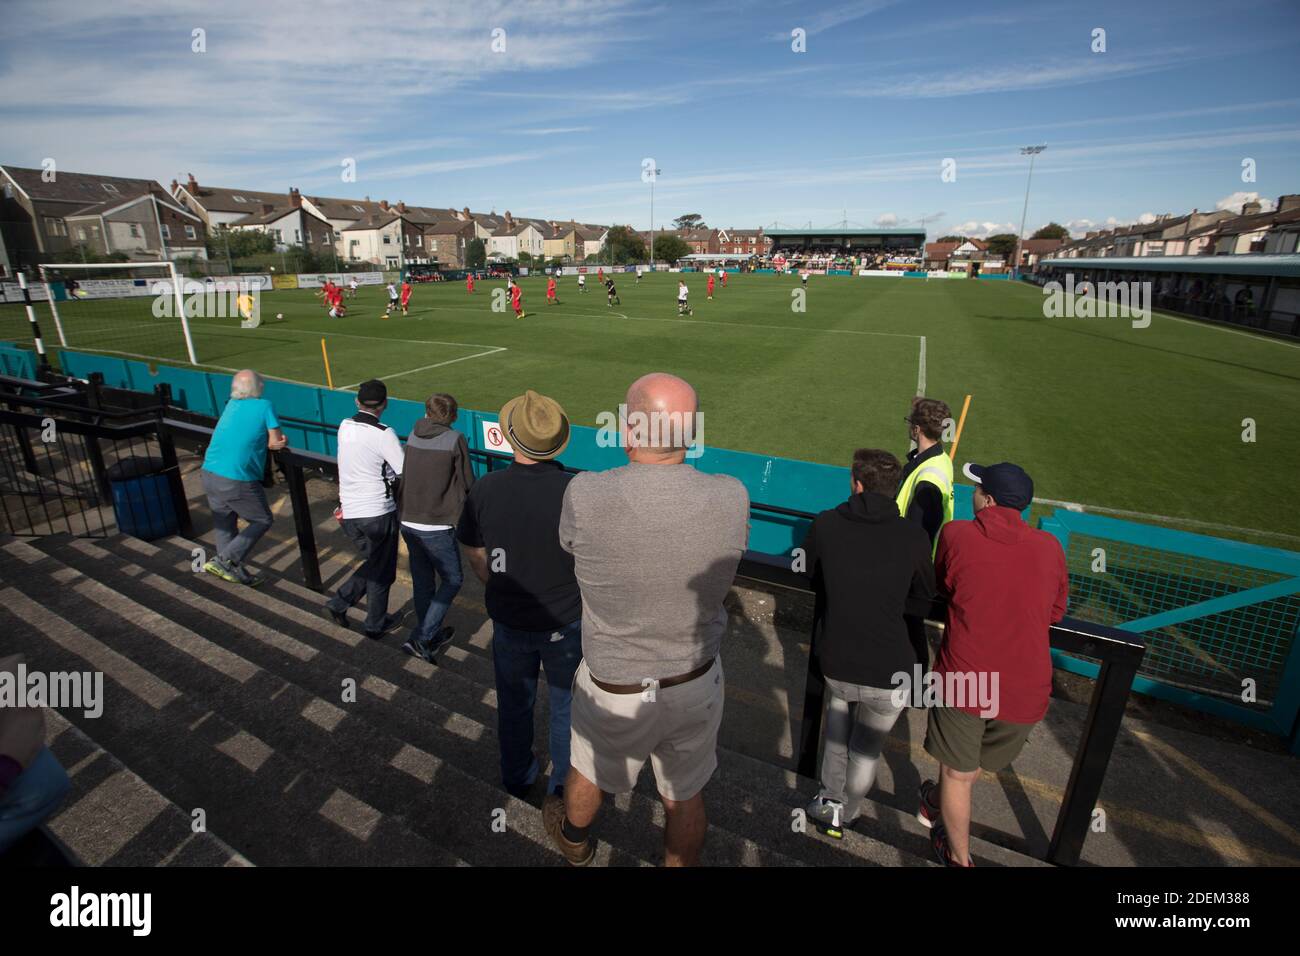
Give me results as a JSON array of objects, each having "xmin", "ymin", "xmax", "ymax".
[
  {"xmin": 384, "ymin": 282, "xmax": 400, "ymax": 317},
  {"xmin": 677, "ymin": 279, "xmax": 692, "ymax": 316},
  {"xmin": 348, "ymin": 277, "xmax": 358, "ymax": 298},
  {"xmin": 577, "ymin": 273, "xmax": 586, "ymax": 293},
  {"xmin": 326, "ymin": 379, "xmax": 407, "ymax": 638}
]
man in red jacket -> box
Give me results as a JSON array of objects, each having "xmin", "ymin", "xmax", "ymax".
[{"xmin": 917, "ymin": 461, "xmax": 1068, "ymax": 867}]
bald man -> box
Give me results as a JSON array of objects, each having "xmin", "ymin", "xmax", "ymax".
[
  {"xmin": 547, "ymin": 372, "xmax": 749, "ymax": 866},
  {"xmin": 199, "ymin": 369, "xmax": 287, "ymax": 586}
]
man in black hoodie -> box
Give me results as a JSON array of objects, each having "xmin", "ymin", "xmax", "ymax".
[
  {"xmin": 398, "ymin": 393, "xmax": 473, "ymax": 662},
  {"xmin": 800, "ymin": 448, "xmax": 936, "ymax": 835}
]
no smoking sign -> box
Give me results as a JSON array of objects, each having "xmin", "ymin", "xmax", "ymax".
[{"xmin": 483, "ymin": 421, "xmax": 514, "ymax": 455}]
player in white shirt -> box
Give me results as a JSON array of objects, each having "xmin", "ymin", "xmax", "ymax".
[
  {"xmin": 348, "ymin": 278, "xmax": 358, "ymax": 298},
  {"xmin": 677, "ymin": 279, "xmax": 693, "ymax": 316},
  {"xmin": 383, "ymin": 282, "xmax": 400, "ymax": 318},
  {"xmin": 577, "ymin": 273, "xmax": 586, "ymax": 293}
]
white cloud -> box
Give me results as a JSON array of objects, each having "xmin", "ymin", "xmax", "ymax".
[
  {"xmin": 947, "ymin": 220, "xmax": 1017, "ymax": 239},
  {"xmin": 874, "ymin": 212, "xmax": 899, "ymax": 226},
  {"xmin": 1137, "ymin": 212, "xmax": 1158, "ymax": 225},
  {"xmin": 1214, "ymin": 191, "xmax": 1276, "ymax": 214}
]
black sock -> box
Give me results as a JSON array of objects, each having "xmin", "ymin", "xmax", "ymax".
[{"xmin": 561, "ymin": 817, "xmax": 589, "ymax": 844}]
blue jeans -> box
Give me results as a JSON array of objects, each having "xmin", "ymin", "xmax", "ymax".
[
  {"xmin": 491, "ymin": 619, "xmax": 581, "ymax": 795},
  {"xmin": 400, "ymin": 527, "xmax": 463, "ymax": 646},
  {"xmin": 0, "ymin": 747, "xmax": 71, "ymax": 855}
]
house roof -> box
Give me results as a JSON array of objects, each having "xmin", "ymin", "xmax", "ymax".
[
  {"xmin": 342, "ymin": 211, "xmax": 401, "ymax": 231},
  {"xmin": 1019, "ymin": 238, "xmax": 1065, "ymax": 253},
  {"xmin": 304, "ymin": 195, "xmax": 385, "ymax": 220},
  {"xmin": 179, "ymin": 184, "xmax": 287, "ymax": 214},
  {"xmin": 1, "ymin": 165, "xmax": 161, "ymax": 206}
]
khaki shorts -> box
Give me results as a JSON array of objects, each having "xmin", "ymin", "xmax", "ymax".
[
  {"xmin": 924, "ymin": 705, "xmax": 1034, "ymax": 774},
  {"xmin": 569, "ymin": 657, "xmax": 724, "ymax": 801}
]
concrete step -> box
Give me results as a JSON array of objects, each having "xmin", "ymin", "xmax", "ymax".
[
  {"xmin": 0, "ymin": 537, "xmax": 466, "ymax": 868},
  {"xmin": 40, "ymin": 708, "xmax": 251, "ymax": 866},
  {"xmin": 28, "ymin": 535, "xmax": 796, "ymax": 866},
  {"xmin": 129, "ymin": 534, "xmax": 954, "ymax": 866}
]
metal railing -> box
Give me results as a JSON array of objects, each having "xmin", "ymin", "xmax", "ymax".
[{"xmin": 0, "ymin": 369, "xmax": 1145, "ymax": 867}]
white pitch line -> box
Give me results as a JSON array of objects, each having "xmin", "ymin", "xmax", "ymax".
[
  {"xmin": 506, "ymin": 304, "xmax": 922, "ymax": 339},
  {"xmin": 337, "ymin": 346, "xmax": 507, "ymax": 391},
  {"xmin": 917, "ymin": 335, "xmax": 927, "ymax": 395},
  {"xmin": 1031, "ymin": 496, "xmax": 1300, "ymax": 546}
]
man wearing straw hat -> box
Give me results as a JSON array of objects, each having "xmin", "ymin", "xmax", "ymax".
[{"xmin": 457, "ymin": 390, "xmax": 583, "ymax": 801}]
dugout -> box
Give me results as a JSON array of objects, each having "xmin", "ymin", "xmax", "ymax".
[
  {"xmin": 766, "ymin": 227, "xmax": 925, "ymax": 257},
  {"xmin": 1036, "ymin": 254, "xmax": 1300, "ymax": 338}
]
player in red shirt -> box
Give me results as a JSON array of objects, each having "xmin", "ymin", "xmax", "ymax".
[
  {"xmin": 400, "ymin": 281, "xmax": 412, "ymax": 316},
  {"xmin": 546, "ymin": 276, "xmax": 558, "ymax": 305},
  {"xmin": 597, "ymin": 267, "xmax": 604, "ymax": 285},
  {"xmin": 721, "ymin": 269, "xmax": 728, "ymax": 287},
  {"xmin": 706, "ymin": 273, "xmax": 715, "ymax": 300},
  {"xmin": 466, "ymin": 273, "xmax": 475, "ymax": 294},
  {"xmin": 328, "ymin": 284, "xmax": 346, "ymax": 317},
  {"xmin": 511, "ymin": 281, "xmax": 525, "ymax": 319}
]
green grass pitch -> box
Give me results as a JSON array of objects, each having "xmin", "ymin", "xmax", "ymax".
[{"xmin": 3, "ymin": 272, "xmax": 1297, "ymax": 540}]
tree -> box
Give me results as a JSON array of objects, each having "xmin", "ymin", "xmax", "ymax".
[
  {"xmin": 518, "ymin": 250, "xmax": 533, "ymax": 265},
  {"xmin": 672, "ymin": 214, "xmax": 705, "ymax": 231},
  {"xmin": 1031, "ymin": 222, "xmax": 1070, "ymax": 241},
  {"xmin": 984, "ymin": 233, "xmax": 1019, "ymax": 260},
  {"xmin": 465, "ymin": 238, "xmax": 486, "ymax": 269},
  {"xmin": 651, "ymin": 233, "xmax": 690, "ymax": 263},
  {"xmin": 601, "ymin": 225, "xmax": 646, "ymax": 265},
  {"xmin": 213, "ymin": 228, "xmax": 275, "ymax": 259},
  {"xmin": 937, "ymin": 235, "xmax": 965, "ymax": 243}
]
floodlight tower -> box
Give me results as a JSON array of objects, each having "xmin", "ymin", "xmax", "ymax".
[
  {"xmin": 648, "ymin": 165, "xmax": 662, "ymax": 266},
  {"xmin": 1015, "ymin": 145, "xmax": 1046, "ymax": 278}
]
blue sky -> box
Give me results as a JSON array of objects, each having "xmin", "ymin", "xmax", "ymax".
[{"xmin": 2, "ymin": 0, "xmax": 1298, "ymax": 239}]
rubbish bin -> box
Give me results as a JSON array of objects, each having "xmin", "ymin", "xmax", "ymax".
[{"xmin": 105, "ymin": 456, "xmax": 178, "ymax": 540}]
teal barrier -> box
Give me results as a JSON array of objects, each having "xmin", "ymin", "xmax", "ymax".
[
  {"xmin": 0, "ymin": 342, "xmax": 38, "ymax": 379},
  {"xmin": 976, "ymin": 273, "xmax": 1011, "ymax": 281}
]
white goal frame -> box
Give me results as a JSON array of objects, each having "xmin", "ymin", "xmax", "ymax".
[{"xmin": 38, "ymin": 260, "xmax": 197, "ymax": 365}]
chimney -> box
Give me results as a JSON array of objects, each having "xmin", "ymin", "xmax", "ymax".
[
  {"xmin": 462, "ymin": 206, "xmax": 471, "ymax": 220},
  {"xmin": 1242, "ymin": 200, "xmax": 1262, "ymax": 216},
  {"xmin": 397, "ymin": 201, "xmax": 406, "ymax": 214},
  {"xmin": 261, "ymin": 203, "xmax": 274, "ymax": 214},
  {"xmin": 504, "ymin": 210, "xmax": 513, "ymax": 228},
  {"xmin": 379, "ymin": 199, "xmax": 390, "ymax": 211},
  {"xmin": 1279, "ymin": 194, "xmax": 1300, "ymax": 213},
  {"xmin": 289, "ymin": 187, "xmax": 301, "ymax": 208},
  {"xmin": 1085, "ymin": 231, "xmax": 1097, "ymax": 239},
  {"xmin": 170, "ymin": 178, "xmax": 179, "ymax": 193},
  {"xmin": 186, "ymin": 173, "xmax": 198, "ymax": 192}
]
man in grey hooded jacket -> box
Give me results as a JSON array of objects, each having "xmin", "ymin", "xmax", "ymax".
[{"xmin": 398, "ymin": 392, "xmax": 474, "ymax": 661}]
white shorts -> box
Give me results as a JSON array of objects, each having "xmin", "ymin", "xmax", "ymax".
[{"xmin": 569, "ymin": 657, "xmax": 723, "ymax": 801}]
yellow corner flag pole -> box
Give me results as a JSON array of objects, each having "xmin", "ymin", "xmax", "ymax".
[
  {"xmin": 950, "ymin": 394, "xmax": 972, "ymax": 464},
  {"xmin": 321, "ymin": 338, "xmax": 334, "ymax": 389}
]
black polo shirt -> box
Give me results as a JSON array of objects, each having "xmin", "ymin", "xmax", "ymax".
[{"xmin": 456, "ymin": 460, "xmax": 582, "ymax": 631}]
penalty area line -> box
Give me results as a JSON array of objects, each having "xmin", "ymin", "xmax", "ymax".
[{"xmin": 337, "ymin": 346, "xmax": 508, "ymax": 391}]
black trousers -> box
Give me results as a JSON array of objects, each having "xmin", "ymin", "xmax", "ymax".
[{"xmin": 328, "ymin": 511, "xmax": 399, "ymax": 632}]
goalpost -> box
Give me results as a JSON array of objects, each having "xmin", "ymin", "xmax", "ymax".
[{"xmin": 36, "ymin": 261, "xmax": 199, "ymax": 366}]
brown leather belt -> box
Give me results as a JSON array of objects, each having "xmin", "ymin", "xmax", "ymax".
[{"xmin": 591, "ymin": 658, "xmax": 715, "ymax": 695}]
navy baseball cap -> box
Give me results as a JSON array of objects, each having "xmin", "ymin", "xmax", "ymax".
[
  {"xmin": 357, "ymin": 379, "xmax": 387, "ymax": 408},
  {"xmin": 962, "ymin": 462, "xmax": 1034, "ymax": 510}
]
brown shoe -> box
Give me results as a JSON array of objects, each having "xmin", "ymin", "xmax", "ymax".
[{"xmin": 543, "ymin": 794, "xmax": 594, "ymax": 866}]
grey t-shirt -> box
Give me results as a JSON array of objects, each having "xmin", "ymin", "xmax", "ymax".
[{"xmin": 559, "ymin": 462, "xmax": 749, "ymax": 683}]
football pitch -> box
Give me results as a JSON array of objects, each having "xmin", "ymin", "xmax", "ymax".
[{"xmin": 4, "ymin": 272, "xmax": 1298, "ymax": 542}]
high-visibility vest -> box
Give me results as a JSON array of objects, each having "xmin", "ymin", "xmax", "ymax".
[{"xmin": 895, "ymin": 450, "xmax": 954, "ymax": 555}]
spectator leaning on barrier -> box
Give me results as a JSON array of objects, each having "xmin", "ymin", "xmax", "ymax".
[
  {"xmin": 326, "ymin": 379, "xmax": 407, "ymax": 639},
  {"xmin": 897, "ymin": 395, "xmax": 954, "ymax": 669},
  {"xmin": 0, "ymin": 654, "xmax": 71, "ymax": 857},
  {"xmin": 917, "ymin": 462, "xmax": 1069, "ymax": 867},
  {"xmin": 800, "ymin": 449, "xmax": 936, "ymax": 837},
  {"xmin": 398, "ymin": 392, "xmax": 472, "ymax": 663},
  {"xmin": 457, "ymin": 390, "xmax": 584, "ymax": 800},
  {"xmin": 547, "ymin": 372, "xmax": 749, "ymax": 867},
  {"xmin": 199, "ymin": 369, "xmax": 287, "ymax": 587}
]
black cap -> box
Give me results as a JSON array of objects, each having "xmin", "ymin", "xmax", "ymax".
[
  {"xmin": 357, "ymin": 379, "xmax": 387, "ymax": 408},
  {"xmin": 962, "ymin": 462, "xmax": 1034, "ymax": 511}
]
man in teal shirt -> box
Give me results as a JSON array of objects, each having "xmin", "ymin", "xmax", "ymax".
[{"xmin": 200, "ymin": 369, "xmax": 286, "ymax": 586}]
